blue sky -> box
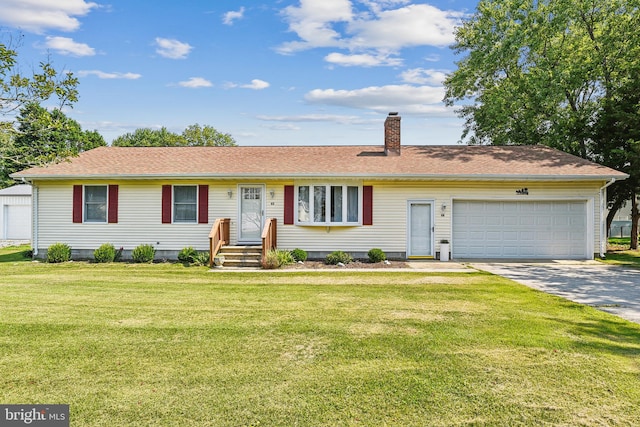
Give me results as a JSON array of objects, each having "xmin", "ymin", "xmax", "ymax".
[{"xmin": 0, "ymin": 0, "xmax": 477, "ymax": 146}]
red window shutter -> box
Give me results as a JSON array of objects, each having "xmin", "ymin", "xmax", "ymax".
[
  {"xmin": 73, "ymin": 185, "xmax": 83, "ymax": 223},
  {"xmin": 198, "ymin": 185, "xmax": 209, "ymax": 224},
  {"xmin": 108, "ymin": 185, "xmax": 119, "ymax": 223},
  {"xmin": 162, "ymin": 185, "xmax": 172, "ymax": 224},
  {"xmin": 284, "ymin": 185, "xmax": 294, "ymax": 224},
  {"xmin": 363, "ymin": 185, "xmax": 373, "ymax": 225}
]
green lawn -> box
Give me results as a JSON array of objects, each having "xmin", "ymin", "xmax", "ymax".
[
  {"xmin": 605, "ymin": 238, "xmax": 640, "ymax": 268},
  {"xmin": 1, "ymin": 246, "xmax": 639, "ymax": 426}
]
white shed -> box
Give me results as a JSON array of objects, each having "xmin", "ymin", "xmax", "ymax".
[{"xmin": 0, "ymin": 185, "xmax": 32, "ymax": 241}]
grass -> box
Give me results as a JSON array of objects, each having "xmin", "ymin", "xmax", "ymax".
[
  {"xmin": 604, "ymin": 238, "xmax": 640, "ymax": 268},
  {"xmin": 1, "ymin": 247, "xmax": 640, "ymax": 425}
]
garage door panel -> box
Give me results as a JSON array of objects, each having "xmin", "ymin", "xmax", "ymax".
[{"xmin": 453, "ymin": 200, "xmax": 587, "ymax": 259}]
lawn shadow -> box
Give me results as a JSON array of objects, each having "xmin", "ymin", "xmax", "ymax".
[
  {"xmin": 567, "ymin": 315, "xmax": 640, "ymax": 357},
  {"xmin": 0, "ymin": 247, "xmax": 32, "ymax": 263}
]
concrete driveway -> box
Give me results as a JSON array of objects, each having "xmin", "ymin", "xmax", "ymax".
[{"xmin": 472, "ymin": 262, "xmax": 640, "ymax": 324}]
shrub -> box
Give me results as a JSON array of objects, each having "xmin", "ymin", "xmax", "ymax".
[
  {"xmin": 178, "ymin": 246, "xmax": 198, "ymax": 264},
  {"xmin": 47, "ymin": 243, "xmax": 71, "ymax": 263},
  {"xmin": 94, "ymin": 243, "xmax": 116, "ymax": 263},
  {"xmin": 131, "ymin": 244, "xmax": 155, "ymax": 263},
  {"xmin": 262, "ymin": 250, "xmax": 280, "ymax": 269},
  {"xmin": 262, "ymin": 249, "xmax": 295, "ymax": 269},
  {"xmin": 114, "ymin": 247, "xmax": 124, "ymax": 262},
  {"xmin": 277, "ymin": 249, "xmax": 295, "ymax": 266},
  {"xmin": 325, "ymin": 250, "xmax": 353, "ymax": 265},
  {"xmin": 290, "ymin": 248, "xmax": 308, "ymax": 262},
  {"xmin": 193, "ymin": 251, "xmax": 210, "ymax": 266},
  {"xmin": 368, "ymin": 248, "xmax": 387, "ymax": 263}
]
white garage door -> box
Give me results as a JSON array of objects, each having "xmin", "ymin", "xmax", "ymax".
[
  {"xmin": 4, "ymin": 205, "xmax": 32, "ymax": 240},
  {"xmin": 453, "ymin": 200, "xmax": 588, "ymax": 259}
]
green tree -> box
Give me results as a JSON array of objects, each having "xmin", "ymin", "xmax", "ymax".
[
  {"xmin": 1, "ymin": 103, "xmax": 105, "ymax": 187},
  {"xmin": 444, "ymin": 0, "xmax": 640, "ymax": 249},
  {"xmin": 182, "ymin": 124, "xmax": 236, "ymax": 146},
  {"xmin": 112, "ymin": 124, "xmax": 236, "ymax": 147},
  {"xmin": 111, "ymin": 127, "xmax": 185, "ymax": 147},
  {"xmin": 1, "ymin": 33, "xmax": 78, "ymax": 128},
  {"xmin": 1, "ymin": 32, "xmax": 81, "ymax": 188}
]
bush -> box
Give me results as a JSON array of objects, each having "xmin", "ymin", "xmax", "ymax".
[
  {"xmin": 325, "ymin": 250, "xmax": 353, "ymax": 265},
  {"xmin": 94, "ymin": 243, "xmax": 116, "ymax": 263},
  {"xmin": 193, "ymin": 251, "xmax": 210, "ymax": 266},
  {"xmin": 262, "ymin": 249, "xmax": 295, "ymax": 269},
  {"xmin": 368, "ymin": 248, "xmax": 386, "ymax": 263},
  {"xmin": 47, "ymin": 243, "xmax": 71, "ymax": 263},
  {"xmin": 114, "ymin": 246, "xmax": 124, "ymax": 262},
  {"xmin": 131, "ymin": 244, "xmax": 155, "ymax": 263},
  {"xmin": 178, "ymin": 246, "xmax": 198, "ymax": 264},
  {"xmin": 290, "ymin": 248, "xmax": 308, "ymax": 262}
]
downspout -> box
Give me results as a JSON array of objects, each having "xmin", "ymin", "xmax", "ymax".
[
  {"xmin": 599, "ymin": 178, "xmax": 617, "ymax": 258},
  {"xmin": 23, "ymin": 178, "xmax": 38, "ymax": 257}
]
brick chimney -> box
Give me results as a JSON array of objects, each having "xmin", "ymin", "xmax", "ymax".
[{"xmin": 384, "ymin": 112, "xmax": 401, "ymax": 156}]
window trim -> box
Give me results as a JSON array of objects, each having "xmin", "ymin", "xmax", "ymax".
[
  {"xmin": 295, "ymin": 184, "xmax": 362, "ymax": 226},
  {"xmin": 83, "ymin": 185, "xmax": 108, "ymax": 223},
  {"xmin": 172, "ymin": 185, "xmax": 198, "ymax": 224}
]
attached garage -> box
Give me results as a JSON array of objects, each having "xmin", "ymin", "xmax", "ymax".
[{"xmin": 453, "ymin": 200, "xmax": 590, "ymax": 259}]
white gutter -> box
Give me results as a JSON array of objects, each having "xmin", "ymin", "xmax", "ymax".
[
  {"xmin": 12, "ymin": 173, "xmax": 628, "ymax": 181},
  {"xmin": 599, "ymin": 178, "xmax": 618, "ymax": 258}
]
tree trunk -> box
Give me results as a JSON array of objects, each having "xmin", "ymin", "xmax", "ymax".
[
  {"xmin": 606, "ymin": 203, "xmax": 622, "ymax": 239},
  {"xmin": 631, "ymin": 193, "xmax": 639, "ymax": 250}
]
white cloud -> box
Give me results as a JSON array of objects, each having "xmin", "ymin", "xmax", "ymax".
[
  {"xmin": 325, "ymin": 52, "xmax": 402, "ymax": 67},
  {"xmin": 277, "ymin": 0, "xmax": 353, "ymax": 54},
  {"xmin": 400, "ymin": 68, "xmax": 448, "ymax": 85},
  {"xmin": 305, "ymin": 84, "xmax": 453, "ymax": 116},
  {"xmin": 178, "ymin": 77, "xmax": 213, "ymax": 88},
  {"xmin": 348, "ymin": 4, "xmax": 461, "ymax": 50},
  {"xmin": 226, "ymin": 79, "xmax": 270, "ymax": 90},
  {"xmin": 155, "ymin": 37, "xmax": 193, "ymax": 59},
  {"xmin": 277, "ymin": 1, "xmax": 463, "ymax": 67},
  {"xmin": 78, "ymin": 70, "xmax": 141, "ymax": 79},
  {"xmin": 257, "ymin": 114, "xmax": 367, "ymax": 125},
  {"xmin": 0, "ymin": 0, "xmax": 98, "ymax": 33},
  {"xmin": 44, "ymin": 36, "xmax": 95, "ymax": 56},
  {"xmin": 243, "ymin": 79, "xmax": 270, "ymax": 90},
  {"xmin": 223, "ymin": 7, "xmax": 245, "ymax": 25}
]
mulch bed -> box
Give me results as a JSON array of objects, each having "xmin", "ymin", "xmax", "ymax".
[{"xmin": 284, "ymin": 260, "xmax": 409, "ymax": 269}]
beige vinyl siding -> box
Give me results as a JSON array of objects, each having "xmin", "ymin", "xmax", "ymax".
[
  {"xmin": 33, "ymin": 179, "xmax": 607, "ymax": 258},
  {"xmin": 278, "ymin": 180, "xmax": 605, "ymax": 257},
  {"xmin": 36, "ymin": 181, "xmax": 234, "ymax": 252}
]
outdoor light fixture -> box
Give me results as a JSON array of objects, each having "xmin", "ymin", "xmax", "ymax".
[
  {"xmin": 441, "ymin": 203, "xmax": 447, "ymax": 217},
  {"xmin": 270, "ymin": 190, "xmax": 275, "ymax": 199},
  {"xmin": 227, "ymin": 190, "xmax": 233, "ymax": 199}
]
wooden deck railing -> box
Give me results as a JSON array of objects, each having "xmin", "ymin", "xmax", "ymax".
[
  {"xmin": 209, "ymin": 218, "xmax": 230, "ymax": 267},
  {"xmin": 261, "ymin": 218, "xmax": 277, "ymax": 265}
]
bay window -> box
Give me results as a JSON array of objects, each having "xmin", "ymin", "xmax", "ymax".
[{"xmin": 297, "ymin": 185, "xmax": 360, "ymax": 225}]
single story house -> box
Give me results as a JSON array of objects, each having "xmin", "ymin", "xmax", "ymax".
[
  {"xmin": 12, "ymin": 113, "xmax": 627, "ymax": 261},
  {"xmin": 0, "ymin": 184, "xmax": 32, "ymax": 241}
]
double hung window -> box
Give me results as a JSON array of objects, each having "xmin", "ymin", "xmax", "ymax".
[
  {"xmin": 84, "ymin": 185, "xmax": 107, "ymax": 223},
  {"xmin": 173, "ymin": 185, "xmax": 197, "ymax": 223}
]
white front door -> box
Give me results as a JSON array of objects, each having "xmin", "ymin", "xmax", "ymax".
[
  {"xmin": 239, "ymin": 185, "xmax": 264, "ymax": 243},
  {"xmin": 408, "ymin": 202, "xmax": 433, "ymax": 257}
]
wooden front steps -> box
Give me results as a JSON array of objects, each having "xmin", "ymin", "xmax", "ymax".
[{"xmin": 217, "ymin": 245, "xmax": 262, "ymax": 268}]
